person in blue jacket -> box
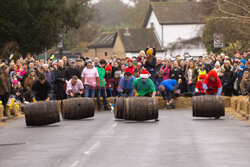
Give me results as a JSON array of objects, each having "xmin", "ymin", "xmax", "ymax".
[
  {"xmin": 159, "ymin": 79, "xmax": 178, "ymax": 109},
  {"xmin": 118, "ymin": 72, "xmax": 135, "ymax": 97}
]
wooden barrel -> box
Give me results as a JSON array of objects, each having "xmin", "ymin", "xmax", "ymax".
[
  {"xmin": 114, "ymin": 98, "xmax": 125, "ymax": 119},
  {"xmin": 61, "ymin": 98, "xmax": 95, "ymax": 119},
  {"xmin": 23, "ymin": 101, "xmax": 60, "ymax": 126},
  {"xmin": 192, "ymin": 95, "xmax": 225, "ymax": 117},
  {"xmin": 114, "ymin": 97, "xmax": 158, "ymax": 121}
]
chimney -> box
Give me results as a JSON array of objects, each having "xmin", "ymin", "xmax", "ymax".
[{"xmin": 124, "ymin": 28, "xmax": 131, "ymax": 36}]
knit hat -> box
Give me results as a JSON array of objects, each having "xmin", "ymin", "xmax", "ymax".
[
  {"xmin": 236, "ymin": 51, "xmax": 241, "ymax": 54},
  {"xmin": 105, "ymin": 64, "xmax": 112, "ymax": 71},
  {"xmin": 208, "ymin": 70, "xmax": 218, "ymax": 78},
  {"xmin": 240, "ymin": 59, "xmax": 246, "ymax": 65},
  {"xmin": 127, "ymin": 59, "xmax": 133, "ymax": 63},
  {"xmin": 215, "ymin": 61, "xmax": 220, "ymax": 66},
  {"xmin": 140, "ymin": 69, "xmax": 150, "ymax": 78},
  {"xmin": 199, "ymin": 74, "xmax": 206, "ymax": 80},
  {"xmin": 13, "ymin": 79, "xmax": 18, "ymax": 85},
  {"xmin": 114, "ymin": 71, "xmax": 121, "ymax": 76},
  {"xmin": 146, "ymin": 48, "xmax": 153, "ymax": 56}
]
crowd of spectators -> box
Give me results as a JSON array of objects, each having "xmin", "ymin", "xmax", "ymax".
[{"xmin": 0, "ymin": 47, "xmax": 249, "ymax": 115}]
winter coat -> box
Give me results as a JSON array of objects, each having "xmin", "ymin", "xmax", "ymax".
[
  {"xmin": 64, "ymin": 67, "xmax": 81, "ymax": 81},
  {"xmin": 54, "ymin": 67, "xmax": 66, "ymax": 86},
  {"xmin": 169, "ymin": 67, "xmax": 180, "ymax": 81},
  {"xmin": 0, "ymin": 73, "xmax": 11, "ymax": 95}
]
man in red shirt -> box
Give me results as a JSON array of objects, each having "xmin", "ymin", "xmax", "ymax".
[
  {"xmin": 195, "ymin": 74, "xmax": 206, "ymax": 96},
  {"xmin": 203, "ymin": 70, "xmax": 222, "ymax": 95}
]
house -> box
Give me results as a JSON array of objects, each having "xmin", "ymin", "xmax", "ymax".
[
  {"xmin": 87, "ymin": 33, "xmax": 116, "ymax": 59},
  {"xmin": 143, "ymin": 1, "xmax": 207, "ymax": 57},
  {"xmin": 113, "ymin": 28, "xmax": 164, "ymax": 58},
  {"xmin": 87, "ymin": 28, "xmax": 164, "ymax": 59}
]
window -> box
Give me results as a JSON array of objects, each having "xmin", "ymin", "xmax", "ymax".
[
  {"xmin": 105, "ymin": 52, "xmax": 108, "ymax": 56},
  {"xmin": 150, "ymin": 22, "xmax": 154, "ymax": 28}
]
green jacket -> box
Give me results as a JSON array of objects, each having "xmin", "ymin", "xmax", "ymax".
[
  {"xmin": 133, "ymin": 78, "xmax": 155, "ymax": 96},
  {"xmin": 96, "ymin": 66, "xmax": 106, "ymax": 87}
]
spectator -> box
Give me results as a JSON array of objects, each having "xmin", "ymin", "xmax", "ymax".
[
  {"xmin": 125, "ymin": 59, "xmax": 134, "ymax": 75},
  {"xmin": 169, "ymin": 61, "xmax": 180, "ymax": 81},
  {"xmin": 0, "ymin": 65, "xmax": 10, "ymax": 116},
  {"xmin": 137, "ymin": 50, "xmax": 145, "ymax": 63},
  {"xmin": 81, "ymin": 60, "xmax": 99, "ymax": 98},
  {"xmin": 144, "ymin": 49, "xmax": 157, "ymax": 81},
  {"xmin": 195, "ymin": 74, "xmax": 206, "ymax": 96},
  {"xmin": 96, "ymin": 59, "xmax": 109, "ymax": 111},
  {"xmin": 154, "ymin": 70, "xmax": 164, "ymax": 95},
  {"xmin": 54, "ymin": 60, "xmax": 66, "ymax": 100},
  {"xmin": 160, "ymin": 60, "xmax": 171, "ymax": 81},
  {"xmin": 221, "ymin": 60, "xmax": 235, "ymax": 96},
  {"xmin": 185, "ymin": 61, "xmax": 197, "ymax": 95},
  {"xmin": 11, "ymin": 79, "xmax": 24, "ymax": 103},
  {"xmin": 239, "ymin": 71, "xmax": 250, "ymax": 95},
  {"xmin": 66, "ymin": 76, "xmax": 83, "ymax": 98},
  {"xmin": 65, "ymin": 59, "xmax": 81, "ymax": 81},
  {"xmin": 43, "ymin": 64, "xmax": 55, "ymax": 85}
]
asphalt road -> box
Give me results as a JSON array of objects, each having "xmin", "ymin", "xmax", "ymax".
[{"xmin": 0, "ymin": 110, "xmax": 249, "ymax": 167}]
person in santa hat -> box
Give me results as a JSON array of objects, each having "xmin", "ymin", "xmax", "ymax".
[
  {"xmin": 194, "ymin": 74, "xmax": 206, "ymax": 96},
  {"xmin": 125, "ymin": 59, "xmax": 134, "ymax": 75},
  {"xmin": 203, "ymin": 70, "xmax": 222, "ymax": 96},
  {"xmin": 159, "ymin": 79, "xmax": 178, "ymax": 109},
  {"xmin": 133, "ymin": 69, "xmax": 156, "ymax": 98}
]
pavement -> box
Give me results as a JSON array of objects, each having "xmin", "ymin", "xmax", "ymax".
[{"xmin": 0, "ymin": 110, "xmax": 249, "ymax": 167}]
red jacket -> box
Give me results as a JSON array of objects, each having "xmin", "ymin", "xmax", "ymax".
[
  {"xmin": 203, "ymin": 76, "xmax": 222, "ymax": 94},
  {"xmin": 195, "ymin": 81, "xmax": 205, "ymax": 93},
  {"xmin": 125, "ymin": 66, "xmax": 134, "ymax": 75}
]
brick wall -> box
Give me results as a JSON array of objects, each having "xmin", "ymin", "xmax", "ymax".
[
  {"xmin": 87, "ymin": 48, "xmax": 114, "ymax": 59},
  {"xmin": 113, "ymin": 35, "xmax": 126, "ymax": 58}
]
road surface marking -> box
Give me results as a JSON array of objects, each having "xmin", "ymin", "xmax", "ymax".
[
  {"xmin": 70, "ymin": 160, "xmax": 79, "ymax": 167},
  {"xmin": 112, "ymin": 123, "xmax": 117, "ymax": 128},
  {"xmin": 84, "ymin": 141, "xmax": 101, "ymax": 155}
]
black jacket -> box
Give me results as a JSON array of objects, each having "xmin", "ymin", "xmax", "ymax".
[
  {"xmin": 55, "ymin": 67, "xmax": 66, "ymax": 86},
  {"xmin": 32, "ymin": 80, "xmax": 52, "ymax": 101},
  {"xmin": 64, "ymin": 67, "xmax": 81, "ymax": 81}
]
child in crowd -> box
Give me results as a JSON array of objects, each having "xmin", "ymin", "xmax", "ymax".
[{"xmin": 195, "ymin": 74, "xmax": 206, "ymax": 96}]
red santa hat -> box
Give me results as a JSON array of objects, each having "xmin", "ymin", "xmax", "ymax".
[
  {"xmin": 105, "ymin": 64, "xmax": 112, "ymax": 71},
  {"xmin": 127, "ymin": 59, "xmax": 133, "ymax": 63},
  {"xmin": 140, "ymin": 69, "xmax": 150, "ymax": 78},
  {"xmin": 208, "ymin": 70, "xmax": 218, "ymax": 78}
]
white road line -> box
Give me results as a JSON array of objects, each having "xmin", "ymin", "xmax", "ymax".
[
  {"xmin": 84, "ymin": 141, "xmax": 101, "ymax": 155},
  {"xmin": 112, "ymin": 123, "xmax": 117, "ymax": 128},
  {"xmin": 70, "ymin": 160, "xmax": 79, "ymax": 167}
]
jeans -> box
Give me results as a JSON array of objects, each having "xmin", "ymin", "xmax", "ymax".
[
  {"xmin": 84, "ymin": 85, "xmax": 96, "ymax": 98},
  {"xmin": 161, "ymin": 90, "xmax": 174, "ymax": 102},
  {"xmin": 96, "ymin": 87, "xmax": 108, "ymax": 109},
  {"xmin": 121, "ymin": 89, "xmax": 134, "ymax": 97}
]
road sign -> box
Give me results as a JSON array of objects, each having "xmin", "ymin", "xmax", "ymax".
[{"xmin": 213, "ymin": 33, "xmax": 224, "ymax": 48}]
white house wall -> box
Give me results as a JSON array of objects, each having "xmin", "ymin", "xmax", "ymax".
[
  {"xmin": 146, "ymin": 11, "xmax": 162, "ymax": 46},
  {"xmin": 163, "ymin": 24, "xmax": 203, "ymax": 46}
]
